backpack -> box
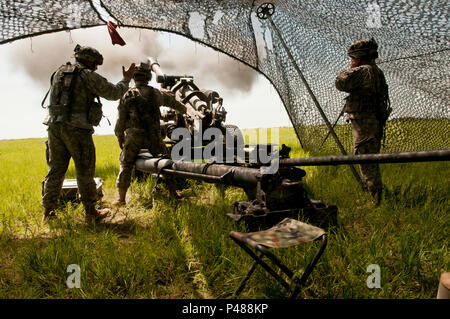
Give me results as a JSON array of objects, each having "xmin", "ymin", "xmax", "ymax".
[
  {"xmin": 42, "ymin": 62, "xmax": 108, "ymax": 126},
  {"xmin": 128, "ymin": 87, "xmax": 160, "ymax": 131},
  {"xmin": 42, "ymin": 62, "xmax": 79, "ymax": 122}
]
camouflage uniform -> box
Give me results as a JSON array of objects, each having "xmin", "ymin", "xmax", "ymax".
[
  {"xmin": 115, "ymin": 81, "xmax": 186, "ymax": 190},
  {"xmin": 335, "ymin": 39, "xmax": 390, "ymax": 199},
  {"xmin": 42, "ymin": 45, "xmax": 131, "ymax": 213}
]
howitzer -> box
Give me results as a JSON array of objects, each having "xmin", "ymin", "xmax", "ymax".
[
  {"xmin": 279, "ymin": 149, "xmax": 450, "ymax": 166},
  {"xmin": 135, "ymin": 146, "xmax": 338, "ymax": 230},
  {"xmin": 135, "ymin": 146, "xmax": 449, "ymax": 229},
  {"xmin": 147, "ymin": 57, "xmax": 235, "ymax": 143}
]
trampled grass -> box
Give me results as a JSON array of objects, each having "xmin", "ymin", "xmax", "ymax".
[{"xmin": 0, "ymin": 127, "xmax": 448, "ymax": 299}]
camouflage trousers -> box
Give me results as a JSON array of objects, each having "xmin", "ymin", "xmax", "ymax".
[
  {"xmin": 351, "ymin": 117, "xmax": 383, "ymax": 196},
  {"xmin": 116, "ymin": 129, "xmax": 168, "ymax": 189},
  {"xmin": 42, "ymin": 122, "xmax": 99, "ymax": 209}
]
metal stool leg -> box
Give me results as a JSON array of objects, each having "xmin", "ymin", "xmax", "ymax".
[
  {"xmin": 231, "ymin": 236, "xmax": 290, "ymax": 294},
  {"xmin": 232, "ymin": 252, "xmax": 261, "ymax": 298},
  {"xmin": 289, "ymin": 234, "xmax": 328, "ymax": 298}
]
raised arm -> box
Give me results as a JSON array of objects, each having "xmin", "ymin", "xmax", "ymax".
[
  {"xmin": 81, "ymin": 70, "xmax": 131, "ymax": 101},
  {"xmin": 81, "ymin": 64, "xmax": 135, "ymax": 101}
]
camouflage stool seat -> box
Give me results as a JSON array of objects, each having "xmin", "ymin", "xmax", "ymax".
[{"xmin": 229, "ymin": 218, "xmax": 327, "ymax": 298}]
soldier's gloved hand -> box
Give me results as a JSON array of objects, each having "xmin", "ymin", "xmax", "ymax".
[{"xmin": 123, "ymin": 63, "xmax": 136, "ymax": 79}]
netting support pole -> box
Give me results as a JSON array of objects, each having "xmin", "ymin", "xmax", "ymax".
[{"xmin": 262, "ymin": 12, "xmax": 364, "ymax": 188}]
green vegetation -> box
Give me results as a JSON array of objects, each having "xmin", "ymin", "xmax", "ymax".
[
  {"xmin": 300, "ymin": 117, "xmax": 450, "ymax": 155},
  {"xmin": 0, "ymin": 128, "xmax": 448, "ymax": 299}
]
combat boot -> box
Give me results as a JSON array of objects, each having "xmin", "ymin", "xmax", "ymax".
[
  {"xmin": 85, "ymin": 205, "xmax": 110, "ymax": 223},
  {"xmin": 113, "ymin": 188, "xmax": 127, "ymax": 207}
]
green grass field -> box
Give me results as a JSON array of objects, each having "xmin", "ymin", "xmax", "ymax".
[
  {"xmin": 299, "ymin": 118, "xmax": 450, "ymax": 155},
  {"xmin": 0, "ymin": 127, "xmax": 448, "ymax": 299}
]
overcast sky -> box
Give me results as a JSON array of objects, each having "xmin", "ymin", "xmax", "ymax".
[{"xmin": 0, "ymin": 26, "xmax": 291, "ymax": 140}]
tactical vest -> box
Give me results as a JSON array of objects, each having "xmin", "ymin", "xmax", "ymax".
[
  {"xmin": 344, "ymin": 64, "xmax": 390, "ymax": 121},
  {"xmin": 43, "ymin": 62, "xmax": 105, "ymax": 127},
  {"xmin": 47, "ymin": 62, "xmax": 79, "ymax": 122},
  {"xmin": 126, "ymin": 87, "xmax": 161, "ymax": 134}
]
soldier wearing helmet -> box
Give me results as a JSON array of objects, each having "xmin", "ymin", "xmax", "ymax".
[
  {"xmin": 41, "ymin": 44, "xmax": 135, "ymax": 222},
  {"xmin": 335, "ymin": 38, "xmax": 391, "ymax": 205},
  {"xmin": 114, "ymin": 61, "xmax": 187, "ymax": 206}
]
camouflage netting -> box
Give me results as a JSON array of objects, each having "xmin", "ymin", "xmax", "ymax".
[{"xmin": 1, "ymin": 0, "xmax": 449, "ymax": 155}]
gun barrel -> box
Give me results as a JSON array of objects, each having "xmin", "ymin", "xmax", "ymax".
[
  {"xmin": 279, "ymin": 149, "xmax": 450, "ymax": 166},
  {"xmin": 147, "ymin": 57, "xmax": 165, "ymax": 83},
  {"xmin": 135, "ymin": 153, "xmax": 262, "ymax": 188}
]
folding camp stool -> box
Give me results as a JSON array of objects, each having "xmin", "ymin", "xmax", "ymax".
[{"xmin": 229, "ymin": 218, "xmax": 327, "ymax": 298}]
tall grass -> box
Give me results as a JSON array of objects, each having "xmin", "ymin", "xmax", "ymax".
[
  {"xmin": 302, "ymin": 118, "xmax": 450, "ymax": 155},
  {"xmin": 0, "ymin": 127, "xmax": 448, "ymax": 299}
]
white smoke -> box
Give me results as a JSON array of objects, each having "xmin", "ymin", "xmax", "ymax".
[
  {"xmin": 7, "ymin": 26, "xmax": 257, "ymax": 95},
  {"xmin": 8, "ymin": 27, "xmax": 162, "ymax": 88},
  {"xmin": 157, "ymin": 41, "xmax": 257, "ymax": 96}
]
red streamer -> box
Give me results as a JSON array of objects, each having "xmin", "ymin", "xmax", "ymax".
[{"xmin": 107, "ymin": 21, "xmax": 126, "ymax": 46}]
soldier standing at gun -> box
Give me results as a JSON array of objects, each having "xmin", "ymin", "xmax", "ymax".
[
  {"xmin": 41, "ymin": 44, "xmax": 135, "ymax": 222},
  {"xmin": 114, "ymin": 62, "xmax": 187, "ymax": 206},
  {"xmin": 335, "ymin": 38, "xmax": 391, "ymax": 205}
]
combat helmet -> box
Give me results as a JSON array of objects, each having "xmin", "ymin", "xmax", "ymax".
[
  {"xmin": 347, "ymin": 38, "xmax": 378, "ymax": 60},
  {"xmin": 133, "ymin": 62, "xmax": 152, "ymax": 81},
  {"xmin": 74, "ymin": 44, "xmax": 103, "ymax": 65}
]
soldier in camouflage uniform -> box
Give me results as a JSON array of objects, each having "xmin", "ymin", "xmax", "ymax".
[
  {"xmin": 114, "ymin": 62, "xmax": 187, "ymax": 206},
  {"xmin": 42, "ymin": 44, "xmax": 135, "ymax": 221},
  {"xmin": 335, "ymin": 38, "xmax": 391, "ymax": 205}
]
